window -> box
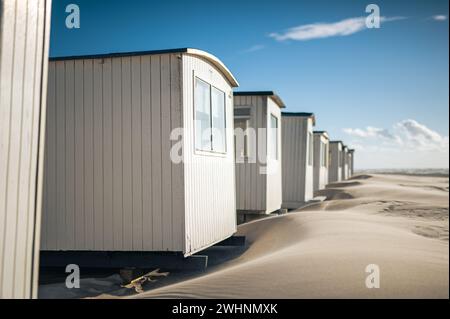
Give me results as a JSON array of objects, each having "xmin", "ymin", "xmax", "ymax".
[
  {"xmin": 211, "ymin": 87, "xmax": 226, "ymax": 153},
  {"xmin": 269, "ymin": 114, "xmax": 278, "ymax": 160},
  {"xmin": 194, "ymin": 77, "xmax": 226, "ymax": 153},
  {"xmin": 235, "ymin": 119, "xmax": 249, "ymax": 159},
  {"xmin": 308, "ymin": 132, "xmax": 313, "ymax": 166}
]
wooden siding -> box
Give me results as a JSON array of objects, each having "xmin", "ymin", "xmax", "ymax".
[
  {"xmin": 341, "ymin": 148, "xmax": 349, "ymax": 180},
  {"xmin": 182, "ymin": 54, "xmax": 236, "ymax": 255},
  {"xmin": 265, "ymin": 98, "xmax": 282, "ymax": 213},
  {"xmin": 313, "ymin": 134, "xmax": 329, "ymax": 192},
  {"xmin": 0, "ymin": 0, "xmax": 51, "ymax": 298},
  {"xmin": 234, "ymin": 95, "xmax": 267, "ymax": 212},
  {"xmin": 329, "ymin": 143, "xmax": 342, "ymax": 183},
  {"xmin": 42, "ymin": 54, "xmax": 185, "ymax": 252},
  {"xmin": 281, "ymin": 116, "xmax": 314, "ymax": 208}
]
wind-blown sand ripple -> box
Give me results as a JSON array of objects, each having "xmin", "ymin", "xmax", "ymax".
[
  {"xmin": 132, "ymin": 174, "xmax": 448, "ymax": 299},
  {"xmin": 39, "ymin": 174, "xmax": 449, "ymax": 299}
]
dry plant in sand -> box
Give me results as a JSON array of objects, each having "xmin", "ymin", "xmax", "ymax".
[{"xmin": 122, "ymin": 269, "xmax": 169, "ymax": 293}]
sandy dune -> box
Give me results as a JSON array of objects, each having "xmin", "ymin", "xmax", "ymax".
[
  {"xmin": 133, "ymin": 174, "xmax": 449, "ymax": 299},
  {"xmin": 39, "ymin": 174, "xmax": 449, "ymax": 299}
]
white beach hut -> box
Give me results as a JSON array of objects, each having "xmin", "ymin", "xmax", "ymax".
[
  {"xmin": 41, "ymin": 48, "xmax": 239, "ymax": 258},
  {"xmin": 341, "ymin": 145, "xmax": 349, "ymax": 180},
  {"xmin": 0, "ymin": 0, "xmax": 52, "ymax": 298},
  {"xmin": 328, "ymin": 141, "xmax": 343, "ymax": 183},
  {"xmin": 281, "ymin": 112, "xmax": 316, "ymax": 209},
  {"xmin": 348, "ymin": 149, "xmax": 355, "ymax": 177},
  {"xmin": 234, "ymin": 91, "xmax": 284, "ymax": 216},
  {"xmin": 313, "ymin": 131, "xmax": 329, "ymax": 192}
]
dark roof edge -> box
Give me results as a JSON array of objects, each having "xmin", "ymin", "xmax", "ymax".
[
  {"xmin": 281, "ymin": 112, "xmax": 316, "ymax": 125},
  {"xmin": 233, "ymin": 91, "xmax": 285, "ymax": 108},
  {"xmin": 49, "ymin": 47, "xmax": 239, "ymax": 87},
  {"xmin": 49, "ymin": 48, "xmax": 189, "ymax": 61},
  {"xmin": 313, "ymin": 130, "xmax": 329, "ymax": 139},
  {"xmin": 281, "ymin": 112, "xmax": 314, "ymax": 117}
]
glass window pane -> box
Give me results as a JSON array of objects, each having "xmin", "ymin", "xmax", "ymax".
[
  {"xmin": 211, "ymin": 87, "xmax": 226, "ymax": 153},
  {"xmin": 195, "ymin": 78, "xmax": 211, "ymax": 151}
]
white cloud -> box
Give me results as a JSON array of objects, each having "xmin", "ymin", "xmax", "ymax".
[
  {"xmin": 241, "ymin": 44, "xmax": 265, "ymax": 53},
  {"xmin": 343, "ymin": 126, "xmax": 400, "ymax": 142},
  {"xmin": 395, "ymin": 119, "xmax": 449, "ymax": 151},
  {"xmin": 343, "ymin": 119, "xmax": 448, "ymax": 152},
  {"xmin": 269, "ymin": 16, "xmax": 405, "ymax": 41},
  {"xmin": 432, "ymin": 15, "xmax": 448, "ymax": 21}
]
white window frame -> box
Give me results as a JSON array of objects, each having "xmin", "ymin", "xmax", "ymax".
[{"xmin": 193, "ymin": 76, "xmax": 227, "ymax": 156}]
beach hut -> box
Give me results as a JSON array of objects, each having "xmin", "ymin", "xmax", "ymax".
[
  {"xmin": 348, "ymin": 149, "xmax": 355, "ymax": 177},
  {"xmin": 41, "ymin": 48, "xmax": 239, "ymax": 258},
  {"xmin": 328, "ymin": 141, "xmax": 343, "ymax": 183},
  {"xmin": 313, "ymin": 131, "xmax": 329, "ymax": 192},
  {"xmin": 341, "ymin": 145, "xmax": 349, "ymax": 180},
  {"xmin": 0, "ymin": 0, "xmax": 52, "ymax": 298},
  {"xmin": 234, "ymin": 91, "xmax": 284, "ymax": 216},
  {"xmin": 281, "ymin": 112, "xmax": 316, "ymax": 209}
]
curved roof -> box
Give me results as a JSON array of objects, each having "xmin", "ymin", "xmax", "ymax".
[
  {"xmin": 186, "ymin": 49, "xmax": 239, "ymax": 87},
  {"xmin": 234, "ymin": 91, "xmax": 285, "ymax": 108},
  {"xmin": 49, "ymin": 47, "xmax": 239, "ymax": 88}
]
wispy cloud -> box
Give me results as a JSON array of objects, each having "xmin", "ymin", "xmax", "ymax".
[
  {"xmin": 343, "ymin": 119, "xmax": 449, "ymax": 152},
  {"xmin": 432, "ymin": 15, "xmax": 448, "ymax": 21},
  {"xmin": 241, "ymin": 44, "xmax": 265, "ymax": 53},
  {"xmin": 269, "ymin": 16, "xmax": 405, "ymax": 41},
  {"xmin": 343, "ymin": 126, "xmax": 398, "ymax": 140}
]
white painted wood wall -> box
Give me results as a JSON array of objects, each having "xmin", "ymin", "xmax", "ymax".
[
  {"xmin": 328, "ymin": 142, "xmax": 342, "ymax": 183},
  {"xmin": 348, "ymin": 151, "xmax": 354, "ymax": 176},
  {"xmin": 313, "ymin": 133, "xmax": 329, "ymax": 192},
  {"xmin": 265, "ymin": 98, "xmax": 282, "ymax": 213},
  {"xmin": 42, "ymin": 52, "xmax": 237, "ymax": 256},
  {"xmin": 181, "ymin": 54, "xmax": 237, "ymax": 254},
  {"xmin": 341, "ymin": 147, "xmax": 349, "ymax": 180},
  {"xmin": 281, "ymin": 116, "xmax": 314, "ymax": 208},
  {"xmin": 0, "ymin": 0, "xmax": 52, "ymax": 298},
  {"xmin": 234, "ymin": 95, "xmax": 282, "ymax": 214}
]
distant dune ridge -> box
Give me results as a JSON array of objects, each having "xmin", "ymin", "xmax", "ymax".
[
  {"xmin": 357, "ymin": 168, "xmax": 449, "ymax": 177},
  {"xmin": 39, "ymin": 174, "xmax": 449, "ymax": 299}
]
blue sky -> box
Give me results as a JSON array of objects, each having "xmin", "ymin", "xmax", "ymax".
[{"xmin": 50, "ymin": 0, "xmax": 449, "ymax": 169}]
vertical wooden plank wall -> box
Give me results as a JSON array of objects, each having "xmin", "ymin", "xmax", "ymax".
[
  {"xmin": 0, "ymin": 0, "xmax": 52, "ymax": 298},
  {"xmin": 42, "ymin": 54, "xmax": 184, "ymax": 252},
  {"xmin": 265, "ymin": 98, "xmax": 282, "ymax": 213},
  {"xmin": 182, "ymin": 54, "xmax": 237, "ymax": 255},
  {"xmin": 328, "ymin": 142, "xmax": 342, "ymax": 183},
  {"xmin": 234, "ymin": 95, "xmax": 267, "ymax": 212},
  {"xmin": 281, "ymin": 116, "xmax": 312, "ymax": 207}
]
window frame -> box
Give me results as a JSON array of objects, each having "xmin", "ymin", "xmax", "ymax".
[
  {"xmin": 234, "ymin": 118, "xmax": 250, "ymax": 160},
  {"xmin": 193, "ymin": 76, "xmax": 227, "ymax": 156}
]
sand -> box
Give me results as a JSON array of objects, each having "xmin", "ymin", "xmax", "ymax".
[{"xmin": 38, "ymin": 174, "xmax": 449, "ymax": 299}]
